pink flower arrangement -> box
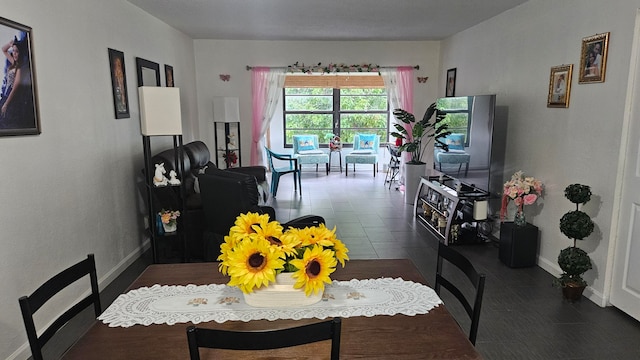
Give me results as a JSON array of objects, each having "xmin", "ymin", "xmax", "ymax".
[{"xmin": 500, "ymin": 171, "xmax": 543, "ymax": 221}]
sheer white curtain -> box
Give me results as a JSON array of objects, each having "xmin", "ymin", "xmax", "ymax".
[
  {"xmin": 251, "ymin": 68, "xmax": 286, "ymax": 166},
  {"xmin": 381, "ymin": 67, "xmax": 415, "ymax": 171},
  {"xmin": 381, "ymin": 67, "xmax": 414, "ymax": 116}
]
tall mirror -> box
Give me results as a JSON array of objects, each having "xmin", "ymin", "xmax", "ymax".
[{"xmin": 434, "ymin": 95, "xmax": 498, "ymax": 194}]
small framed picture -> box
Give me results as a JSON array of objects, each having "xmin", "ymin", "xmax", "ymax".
[
  {"xmin": 0, "ymin": 16, "xmax": 40, "ymax": 136},
  {"xmin": 579, "ymin": 32, "xmax": 609, "ymax": 84},
  {"xmin": 164, "ymin": 64, "xmax": 174, "ymax": 87},
  {"xmin": 446, "ymin": 68, "xmax": 456, "ymax": 97},
  {"xmin": 547, "ymin": 64, "xmax": 573, "ymax": 108},
  {"xmin": 108, "ymin": 48, "xmax": 129, "ymax": 119}
]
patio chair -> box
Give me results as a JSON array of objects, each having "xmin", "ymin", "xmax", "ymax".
[
  {"xmin": 345, "ymin": 134, "xmax": 380, "ymax": 176},
  {"xmin": 265, "ymin": 147, "xmax": 301, "ymax": 197},
  {"xmin": 293, "ymin": 134, "xmax": 329, "ymax": 174}
]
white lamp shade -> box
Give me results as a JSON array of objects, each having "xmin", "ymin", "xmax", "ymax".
[
  {"xmin": 139, "ymin": 86, "xmax": 183, "ymax": 135},
  {"xmin": 213, "ymin": 97, "xmax": 240, "ymax": 123}
]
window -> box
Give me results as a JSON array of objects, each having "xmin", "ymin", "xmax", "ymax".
[
  {"xmin": 283, "ymin": 75, "xmax": 388, "ymax": 147},
  {"xmin": 436, "ymin": 96, "xmax": 473, "ymax": 146}
]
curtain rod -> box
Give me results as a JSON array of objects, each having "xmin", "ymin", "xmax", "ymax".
[{"xmin": 246, "ymin": 64, "xmax": 419, "ymax": 71}]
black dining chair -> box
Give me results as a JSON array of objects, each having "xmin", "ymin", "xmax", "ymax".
[
  {"xmin": 19, "ymin": 254, "xmax": 102, "ymax": 360},
  {"xmin": 186, "ymin": 318, "xmax": 342, "ymax": 360},
  {"xmin": 435, "ymin": 242, "xmax": 486, "ymax": 345}
]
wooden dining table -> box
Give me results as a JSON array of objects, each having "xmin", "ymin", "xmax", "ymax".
[{"xmin": 63, "ymin": 259, "xmax": 482, "ymax": 359}]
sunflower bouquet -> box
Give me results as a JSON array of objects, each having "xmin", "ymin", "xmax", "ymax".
[{"xmin": 218, "ymin": 212, "xmax": 349, "ymax": 296}]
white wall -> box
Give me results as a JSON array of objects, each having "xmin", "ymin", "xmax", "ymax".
[
  {"xmin": 440, "ymin": 0, "xmax": 640, "ymax": 306},
  {"xmin": 192, "ymin": 40, "xmax": 441, "ymax": 163},
  {"xmin": 0, "ymin": 1, "xmax": 198, "ymax": 358}
]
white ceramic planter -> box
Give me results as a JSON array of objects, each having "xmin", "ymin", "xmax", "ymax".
[
  {"xmin": 404, "ymin": 163, "xmax": 427, "ymax": 204},
  {"xmin": 243, "ymin": 272, "xmax": 322, "ymax": 307}
]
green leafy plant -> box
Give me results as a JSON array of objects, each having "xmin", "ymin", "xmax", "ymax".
[
  {"xmin": 391, "ymin": 103, "xmax": 450, "ymax": 164},
  {"xmin": 553, "ymin": 184, "xmax": 593, "ymax": 288}
]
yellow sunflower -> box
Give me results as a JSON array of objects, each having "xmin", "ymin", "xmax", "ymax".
[
  {"xmin": 332, "ymin": 239, "xmax": 350, "ymax": 267},
  {"xmin": 257, "ymin": 221, "xmax": 301, "ymax": 257},
  {"xmin": 289, "ymin": 245, "xmax": 337, "ymax": 296},
  {"xmin": 225, "ymin": 237, "xmax": 285, "ymax": 293},
  {"xmin": 228, "ymin": 212, "xmax": 270, "ymax": 240},
  {"xmin": 305, "ymin": 224, "xmax": 337, "ymax": 247},
  {"xmin": 217, "ymin": 234, "xmax": 241, "ymax": 275}
]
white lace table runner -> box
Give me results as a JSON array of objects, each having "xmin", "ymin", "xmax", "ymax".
[{"xmin": 98, "ymin": 278, "xmax": 442, "ymax": 328}]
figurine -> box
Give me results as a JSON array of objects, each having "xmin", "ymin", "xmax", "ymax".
[
  {"xmin": 153, "ymin": 163, "xmax": 169, "ymax": 187},
  {"xmin": 227, "ymin": 133, "xmax": 237, "ymax": 148},
  {"xmin": 168, "ymin": 170, "xmax": 181, "ymax": 185}
]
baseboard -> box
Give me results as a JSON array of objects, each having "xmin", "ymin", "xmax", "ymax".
[
  {"xmin": 537, "ymin": 255, "xmax": 606, "ymax": 307},
  {"xmin": 8, "ymin": 240, "xmax": 151, "ymax": 360},
  {"xmin": 99, "ymin": 239, "xmax": 151, "ymax": 287}
]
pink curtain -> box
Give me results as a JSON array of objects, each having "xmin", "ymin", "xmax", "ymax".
[
  {"xmin": 396, "ymin": 66, "xmax": 414, "ymax": 115},
  {"xmin": 250, "ymin": 68, "xmax": 269, "ymax": 166}
]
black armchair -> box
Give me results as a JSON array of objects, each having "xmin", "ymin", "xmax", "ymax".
[
  {"xmin": 139, "ymin": 140, "xmax": 271, "ymax": 261},
  {"xmin": 198, "ymin": 170, "xmax": 324, "ymax": 261}
]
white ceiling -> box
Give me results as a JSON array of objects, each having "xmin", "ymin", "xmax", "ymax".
[{"xmin": 127, "ymin": 0, "xmax": 528, "ymax": 41}]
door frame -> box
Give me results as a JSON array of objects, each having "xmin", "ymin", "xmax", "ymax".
[{"xmin": 605, "ymin": 8, "xmax": 640, "ymax": 315}]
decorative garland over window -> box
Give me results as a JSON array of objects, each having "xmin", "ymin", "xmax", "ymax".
[{"xmin": 287, "ymin": 62, "xmax": 381, "ymax": 74}]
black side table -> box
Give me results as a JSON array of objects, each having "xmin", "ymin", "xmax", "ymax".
[{"xmin": 499, "ymin": 222, "xmax": 539, "ymax": 268}]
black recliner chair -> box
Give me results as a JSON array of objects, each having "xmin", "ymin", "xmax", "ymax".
[
  {"xmin": 140, "ymin": 140, "xmax": 271, "ymax": 261},
  {"xmin": 198, "ymin": 169, "xmax": 324, "ymax": 261}
]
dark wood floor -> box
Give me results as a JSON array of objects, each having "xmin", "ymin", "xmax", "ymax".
[{"xmin": 44, "ymin": 164, "xmax": 640, "ymax": 359}]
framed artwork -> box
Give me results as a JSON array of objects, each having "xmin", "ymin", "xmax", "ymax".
[
  {"xmin": 547, "ymin": 64, "xmax": 573, "ymax": 108},
  {"xmin": 446, "ymin": 68, "xmax": 456, "ymax": 97},
  {"xmin": 135, "ymin": 57, "xmax": 160, "ymax": 87},
  {"xmin": 579, "ymin": 32, "xmax": 609, "ymax": 84},
  {"xmin": 0, "ymin": 16, "xmax": 40, "ymax": 136},
  {"xmin": 108, "ymin": 48, "xmax": 129, "ymax": 119},
  {"xmin": 164, "ymin": 64, "xmax": 174, "ymax": 87}
]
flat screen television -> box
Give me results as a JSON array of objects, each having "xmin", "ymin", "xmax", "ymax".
[{"xmin": 433, "ymin": 95, "xmax": 505, "ymax": 214}]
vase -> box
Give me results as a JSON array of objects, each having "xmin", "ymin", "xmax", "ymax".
[
  {"xmin": 243, "ymin": 272, "xmax": 323, "ymax": 307},
  {"xmin": 162, "ymin": 222, "xmax": 177, "ymax": 233},
  {"xmin": 514, "ymin": 209, "xmax": 527, "ymax": 227}
]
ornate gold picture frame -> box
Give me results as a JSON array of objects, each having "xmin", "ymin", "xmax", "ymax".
[
  {"xmin": 579, "ymin": 32, "xmax": 609, "ymax": 84},
  {"xmin": 548, "ymin": 64, "xmax": 573, "ymax": 108}
]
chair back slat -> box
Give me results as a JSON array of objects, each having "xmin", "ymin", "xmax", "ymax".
[
  {"xmin": 187, "ymin": 318, "xmax": 341, "ymax": 360},
  {"xmin": 435, "ymin": 243, "xmax": 486, "ymax": 345},
  {"xmin": 19, "ymin": 254, "xmax": 101, "ymax": 360}
]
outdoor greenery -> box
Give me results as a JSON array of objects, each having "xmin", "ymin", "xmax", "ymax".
[
  {"xmin": 436, "ymin": 96, "xmax": 472, "ymax": 142},
  {"xmin": 284, "ymin": 88, "xmax": 388, "ymax": 145}
]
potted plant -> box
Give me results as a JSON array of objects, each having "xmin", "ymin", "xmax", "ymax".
[
  {"xmin": 391, "ymin": 103, "xmax": 450, "ymax": 165},
  {"xmin": 218, "ymin": 212, "xmax": 349, "ymax": 307},
  {"xmin": 553, "ymin": 184, "xmax": 594, "ymax": 302},
  {"xmin": 392, "ymin": 103, "xmax": 450, "ymax": 203}
]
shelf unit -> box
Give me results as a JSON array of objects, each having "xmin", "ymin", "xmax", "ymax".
[
  {"xmin": 142, "ymin": 135, "xmax": 187, "ymax": 263},
  {"xmin": 413, "ymin": 175, "xmax": 489, "ymax": 245},
  {"xmin": 214, "ymin": 122, "xmax": 241, "ymax": 168}
]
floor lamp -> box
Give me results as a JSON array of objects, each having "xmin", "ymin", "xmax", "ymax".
[{"xmin": 139, "ymin": 86, "xmax": 185, "ymax": 263}]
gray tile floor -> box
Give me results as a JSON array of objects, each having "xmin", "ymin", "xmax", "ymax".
[
  {"xmin": 47, "ymin": 164, "xmax": 640, "ymax": 359},
  {"xmin": 262, "ymin": 166, "xmax": 640, "ymax": 359}
]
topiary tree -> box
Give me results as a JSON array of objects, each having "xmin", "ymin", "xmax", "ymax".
[{"xmin": 554, "ymin": 184, "xmax": 593, "ymax": 288}]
